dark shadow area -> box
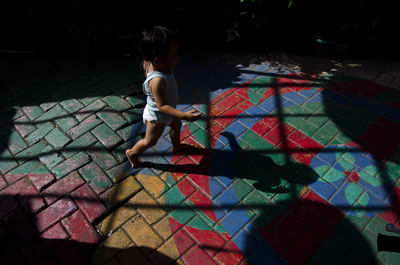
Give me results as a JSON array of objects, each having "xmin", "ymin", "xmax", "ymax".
[
  {"xmin": 142, "ymin": 131, "xmax": 318, "ymax": 194},
  {"xmin": 0, "ymin": 192, "xmax": 382, "ymax": 264}
]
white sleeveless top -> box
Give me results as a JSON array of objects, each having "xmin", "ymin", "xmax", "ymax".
[{"xmin": 142, "ymin": 70, "xmax": 179, "ymax": 124}]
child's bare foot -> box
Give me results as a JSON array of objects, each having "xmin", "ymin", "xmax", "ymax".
[
  {"xmin": 172, "ymin": 143, "xmax": 194, "ymax": 153},
  {"xmin": 125, "ymin": 149, "xmax": 142, "ymax": 168}
]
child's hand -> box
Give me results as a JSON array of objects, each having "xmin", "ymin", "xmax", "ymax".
[{"xmin": 183, "ymin": 110, "xmax": 202, "ymax": 121}]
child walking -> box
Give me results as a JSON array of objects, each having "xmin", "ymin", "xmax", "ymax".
[{"xmin": 126, "ymin": 26, "xmax": 201, "ymax": 168}]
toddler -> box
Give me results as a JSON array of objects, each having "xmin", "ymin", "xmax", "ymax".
[{"xmin": 126, "ymin": 26, "xmax": 201, "ymax": 168}]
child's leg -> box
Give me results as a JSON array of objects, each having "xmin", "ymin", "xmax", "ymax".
[
  {"xmin": 126, "ymin": 120, "xmax": 165, "ymax": 167},
  {"xmin": 170, "ymin": 118, "xmax": 193, "ymax": 152}
]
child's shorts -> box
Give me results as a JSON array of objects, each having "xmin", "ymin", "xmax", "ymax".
[{"xmin": 142, "ymin": 104, "xmax": 174, "ymax": 125}]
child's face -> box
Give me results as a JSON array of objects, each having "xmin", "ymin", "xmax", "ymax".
[{"xmin": 160, "ymin": 40, "xmax": 180, "ymax": 69}]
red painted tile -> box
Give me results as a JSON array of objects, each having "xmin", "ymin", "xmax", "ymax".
[
  {"xmin": 28, "ymin": 173, "xmax": 54, "ymax": 191},
  {"xmin": 184, "ymin": 225, "xmax": 227, "ymax": 256},
  {"xmin": 307, "ymin": 216, "xmax": 336, "ymax": 241},
  {"xmin": 61, "ymin": 210, "xmax": 100, "ymax": 249},
  {"xmin": 214, "ymin": 240, "xmax": 245, "ymax": 265},
  {"xmin": 237, "ymin": 100, "xmax": 253, "ymax": 111},
  {"xmin": 35, "ymin": 197, "xmax": 77, "ymax": 232},
  {"xmin": 70, "ymin": 184, "xmax": 106, "ymax": 223},
  {"xmin": 42, "ymin": 171, "xmax": 85, "ymax": 205},
  {"xmin": 0, "ymin": 177, "xmax": 31, "ymax": 195},
  {"xmin": 0, "ymin": 177, "xmax": 44, "ymax": 213},
  {"xmin": 252, "ymin": 121, "xmax": 272, "ymax": 137},
  {"xmin": 0, "ymin": 196, "xmax": 18, "ymax": 219},
  {"xmin": 259, "ymin": 224, "xmax": 290, "ymax": 254},
  {"xmin": 262, "ymin": 116, "xmax": 279, "ymax": 128},
  {"xmin": 182, "ymin": 245, "xmax": 217, "ymax": 265},
  {"xmin": 169, "ymin": 217, "xmax": 183, "ymax": 233},
  {"xmin": 303, "ymin": 190, "xmax": 344, "ymax": 226},
  {"xmin": 53, "ymin": 241, "xmax": 88, "ymax": 265},
  {"xmin": 22, "ymin": 223, "xmax": 68, "ymax": 262},
  {"xmin": 216, "ymin": 107, "xmax": 242, "ymax": 128},
  {"xmin": 0, "ymin": 175, "xmax": 7, "ymax": 190},
  {"xmin": 180, "ymin": 126, "xmax": 191, "ymax": 141},
  {"xmin": 234, "ymin": 87, "xmax": 250, "ymax": 100},
  {"xmin": 18, "ymin": 183, "xmax": 45, "ymax": 213},
  {"xmin": 264, "ymin": 126, "xmax": 282, "ymax": 146},
  {"xmin": 188, "ymin": 190, "xmax": 218, "ymax": 223},
  {"xmin": 208, "ymin": 105, "xmax": 224, "ymax": 118},
  {"xmin": 177, "ymin": 177, "xmax": 197, "ymax": 198},
  {"xmin": 283, "ymin": 230, "xmax": 323, "ymax": 265},
  {"xmin": 5, "ymin": 207, "xmax": 37, "ymax": 242},
  {"xmin": 218, "ymin": 88, "xmax": 236, "ymax": 100},
  {"xmin": 275, "ymin": 203, "xmax": 314, "ymax": 241},
  {"xmin": 215, "ymin": 93, "xmax": 243, "ymax": 112},
  {"xmin": 172, "ymin": 228, "xmax": 195, "ymax": 254}
]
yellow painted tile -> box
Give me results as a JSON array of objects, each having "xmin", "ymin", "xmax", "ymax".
[
  {"xmin": 149, "ymin": 237, "xmax": 180, "ymax": 265},
  {"xmin": 153, "ymin": 215, "xmax": 172, "ymax": 240},
  {"xmin": 136, "ymin": 173, "xmax": 166, "ymax": 198},
  {"xmin": 117, "ymin": 243, "xmax": 152, "ymax": 265},
  {"xmin": 107, "ymin": 176, "xmax": 142, "ymax": 207},
  {"xmin": 123, "ymin": 215, "xmax": 163, "ymax": 255},
  {"xmin": 130, "ymin": 190, "xmax": 166, "ymax": 224},
  {"xmin": 100, "ymin": 203, "xmax": 137, "ymax": 236},
  {"xmin": 91, "ymin": 229, "xmax": 131, "ymax": 265}
]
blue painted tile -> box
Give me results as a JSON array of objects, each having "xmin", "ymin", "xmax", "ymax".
[
  {"xmin": 248, "ymin": 245, "xmax": 285, "ymax": 265},
  {"xmin": 281, "ymin": 99, "xmax": 296, "ymax": 108},
  {"xmin": 323, "ymin": 90, "xmax": 349, "ymax": 104},
  {"xmin": 224, "ymin": 122, "xmax": 247, "ymax": 137},
  {"xmin": 299, "ymin": 89, "xmax": 319, "ymax": 98},
  {"xmin": 258, "ymin": 97, "xmax": 277, "ymax": 112},
  {"xmin": 309, "ymin": 179, "xmax": 337, "ymax": 201},
  {"xmin": 214, "ymin": 184, "xmax": 238, "ymax": 211},
  {"xmin": 231, "ymin": 228, "xmax": 259, "ymax": 256},
  {"xmin": 358, "ymin": 179, "xmax": 387, "ymax": 201},
  {"xmin": 209, "ymin": 176, "xmax": 226, "ymax": 198},
  {"xmin": 307, "ymin": 93, "xmax": 324, "ymax": 103},
  {"xmin": 282, "ymin": 92, "xmax": 308, "ymax": 105},
  {"xmin": 329, "ymin": 182, "xmax": 352, "ymax": 213},
  {"xmin": 215, "ymin": 176, "xmax": 234, "ymax": 187},
  {"xmin": 152, "ymin": 136, "xmax": 172, "ymax": 154},
  {"xmin": 176, "ymin": 104, "xmax": 191, "ymax": 111},
  {"xmin": 365, "ymin": 191, "xmax": 390, "ymax": 216}
]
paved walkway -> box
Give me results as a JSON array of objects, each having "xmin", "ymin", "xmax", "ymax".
[{"xmin": 0, "ymin": 52, "xmax": 400, "ymax": 265}]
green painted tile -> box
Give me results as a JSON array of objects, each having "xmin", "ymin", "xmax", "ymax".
[
  {"xmin": 60, "ymin": 98, "xmax": 84, "ymax": 113},
  {"xmin": 55, "ymin": 115, "xmax": 78, "ymax": 132},
  {"xmin": 67, "ymin": 114, "xmax": 102, "ymax": 139},
  {"xmin": 123, "ymin": 108, "xmax": 142, "ymax": 123},
  {"xmin": 79, "ymin": 161, "xmax": 112, "ymax": 190},
  {"xmin": 36, "ymin": 104, "xmax": 64, "ymax": 122},
  {"xmin": 62, "ymin": 132, "xmax": 97, "ymax": 158},
  {"xmin": 51, "ymin": 151, "xmax": 90, "ymax": 178},
  {"xmin": 366, "ymin": 216, "xmax": 388, "ymax": 235},
  {"xmin": 14, "ymin": 115, "xmax": 36, "ymax": 137},
  {"xmin": 0, "ymin": 144, "xmax": 18, "ymax": 173},
  {"xmin": 45, "ymin": 127, "xmax": 71, "ymax": 150},
  {"xmin": 233, "ymin": 178, "xmax": 253, "ymax": 201},
  {"xmin": 3, "ymin": 131, "xmax": 27, "ymax": 155},
  {"xmin": 75, "ymin": 99, "xmax": 106, "ymax": 122},
  {"xmin": 96, "ymin": 107, "xmax": 128, "ymax": 130},
  {"xmin": 21, "ymin": 105, "xmax": 44, "ymax": 120},
  {"xmin": 88, "ymin": 142, "xmax": 118, "ymax": 170},
  {"xmin": 126, "ymin": 95, "xmax": 145, "ymax": 108},
  {"xmin": 102, "ymin": 95, "xmax": 132, "ymax": 111},
  {"xmin": 38, "ymin": 145, "xmax": 64, "ymax": 169},
  {"xmin": 26, "ymin": 121, "xmax": 54, "ymax": 145},
  {"xmin": 91, "ymin": 123, "xmax": 122, "ymax": 149},
  {"xmin": 117, "ymin": 126, "xmax": 133, "ymax": 142},
  {"xmin": 16, "ymin": 140, "xmax": 47, "ymax": 159},
  {"xmin": 298, "ymin": 122, "xmax": 319, "ymax": 137}
]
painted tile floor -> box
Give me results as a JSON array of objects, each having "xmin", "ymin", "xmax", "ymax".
[{"xmin": 0, "ymin": 53, "xmax": 400, "ymax": 265}]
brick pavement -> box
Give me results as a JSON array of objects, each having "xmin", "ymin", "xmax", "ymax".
[{"xmin": 0, "ymin": 52, "xmax": 400, "ymax": 264}]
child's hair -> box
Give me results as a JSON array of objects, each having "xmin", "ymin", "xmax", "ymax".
[{"xmin": 140, "ymin": 26, "xmax": 178, "ymax": 61}]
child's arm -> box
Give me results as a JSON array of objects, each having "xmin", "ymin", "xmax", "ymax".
[{"xmin": 150, "ymin": 77, "xmax": 201, "ymax": 121}]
